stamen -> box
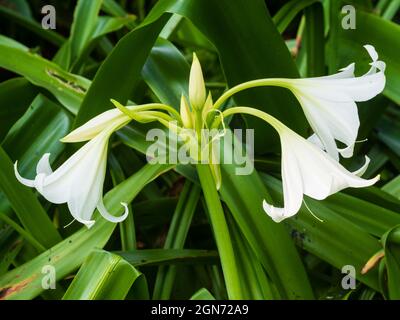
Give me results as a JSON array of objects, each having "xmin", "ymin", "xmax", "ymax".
[
  {"xmin": 302, "ymin": 199, "xmax": 324, "ymax": 223},
  {"xmin": 63, "ymin": 219, "xmax": 76, "ymax": 228}
]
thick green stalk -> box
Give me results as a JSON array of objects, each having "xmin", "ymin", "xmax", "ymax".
[{"xmin": 196, "ymin": 164, "xmax": 243, "ymax": 299}]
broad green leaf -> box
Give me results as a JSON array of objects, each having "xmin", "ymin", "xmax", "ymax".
[
  {"xmin": 63, "ymin": 249, "xmax": 147, "ymax": 300},
  {"xmin": 381, "ymin": 225, "xmax": 400, "ymax": 299},
  {"xmin": 0, "ymin": 146, "xmax": 61, "ymax": 249},
  {"xmin": 0, "ymin": 44, "xmax": 90, "ymax": 113},
  {"xmin": 305, "ymin": 2, "xmax": 325, "ymax": 77},
  {"xmin": 190, "ymin": 288, "xmax": 215, "ymax": 300},
  {"xmin": 73, "ymin": 14, "xmax": 170, "ymax": 127},
  {"xmin": 2, "ymin": 95, "xmax": 71, "ymax": 178},
  {"xmin": 227, "ymin": 213, "xmax": 275, "ymax": 299},
  {"xmin": 220, "ymin": 162, "xmax": 314, "ymax": 299},
  {"xmin": 382, "ymin": 175, "xmax": 400, "ymax": 199},
  {"xmin": 117, "ymin": 249, "xmax": 218, "ymax": 267},
  {"xmin": 273, "ymin": 0, "xmax": 319, "ymax": 34},
  {"xmin": 0, "ymin": 78, "xmax": 37, "ymax": 141},
  {"xmin": 153, "ymin": 181, "xmax": 200, "ymax": 299},
  {"xmin": 262, "ymin": 174, "xmax": 381, "ymax": 291},
  {"xmin": 69, "ymin": 0, "xmax": 103, "ymax": 65}
]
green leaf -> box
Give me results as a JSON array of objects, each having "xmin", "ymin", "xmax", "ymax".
[
  {"xmin": 69, "ymin": 0, "xmax": 103, "ymax": 65},
  {"xmin": 273, "ymin": 0, "xmax": 319, "ymax": 34},
  {"xmin": 117, "ymin": 249, "xmax": 218, "ymax": 267},
  {"xmin": 262, "ymin": 174, "xmax": 382, "ymax": 291},
  {"xmin": 0, "ymin": 44, "xmax": 90, "ymax": 114},
  {"xmin": 73, "ymin": 14, "xmax": 170, "ymax": 127},
  {"xmin": 153, "ymin": 181, "xmax": 200, "ymax": 299},
  {"xmin": 0, "ymin": 5, "xmax": 65, "ymax": 46},
  {"xmin": 0, "ymin": 78, "xmax": 37, "ymax": 141},
  {"xmin": 305, "ymin": 2, "xmax": 325, "ymax": 77},
  {"xmin": 190, "ymin": 288, "xmax": 215, "ymax": 300},
  {"xmin": 382, "ymin": 175, "xmax": 400, "ymax": 199},
  {"xmin": 0, "ymin": 146, "xmax": 61, "ymax": 249},
  {"xmin": 220, "ymin": 162, "xmax": 314, "ymax": 299},
  {"xmin": 381, "ymin": 225, "xmax": 400, "ymax": 299},
  {"xmin": 63, "ymin": 249, "xmax": 147, "ymax": 300}
]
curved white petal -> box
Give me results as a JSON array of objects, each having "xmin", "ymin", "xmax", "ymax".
[
  {"xmin": 14, "ymin": 161, "xmax": 35, "ymax": 187},
  {"xmin": 61, "ymin": 109, "xmax": 129, "ymax": 143},
  {"xmin": 36, "ymin": 153, "xmax": 53, "ymax": 175},
  {"xmin": 97, "ymin": 200, "xmax": 129, "ymax": 223},
  {"xmin": 286, "ymin": 45, "xmax": 385, "ymax": 160},
  {"xmin": 262, "ymin": 144, "xmax": 303, "ymax": 222},
  {"xmin": 352, "ymin": 156, "xmax": 371, "ymax": 177}
]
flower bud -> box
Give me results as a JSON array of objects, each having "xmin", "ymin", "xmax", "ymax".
[
  {"xmin": 180, "ymin": 95, "xmax": 193, "ymax": 128},
  {"xmin": 189, "ymin": 53, "xmax": 206, "ymax": 110}
]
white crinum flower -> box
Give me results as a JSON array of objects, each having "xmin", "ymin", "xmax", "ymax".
[
  {"xmin": 213, "ymin": 45, "xmax": 386, "ymax": 161},
  {"xmin": 262, "ymin": 127, "xmax": 379, "ymax": 222},
  {"xmin": 219, "ymin": 107, "xmax": 379, "ymax": 223},
  {"xmin": 15, "ymin": 115, "xmax": 130, "ymax": 228},
  {"xmin": 282, "ymin": 45, "xmax": 386, "ymax": 161}
]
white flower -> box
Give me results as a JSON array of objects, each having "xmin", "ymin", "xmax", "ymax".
[
  {"xmin": 15, "ymin": 118, "xmax": 130, "ymax": 228},
  {"xmin": 286, "ymin": 44, "xmax": 386, "ymax": 161},
  {"xmin": 219, "ymin": 106, "xmax": 380, "ymax": 223},
  {"xmin": 262, "ymin": 126, "xmax": 379, "ymax": 222}
]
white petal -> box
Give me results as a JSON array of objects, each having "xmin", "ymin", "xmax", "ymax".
[
  {"xmin": 61, "ymin": 109, "xmax": 128, "ymax": 143},
  {"xmin": 36, "ymin": 153, "xmax": 53, "ymax": 175},
  {"xmin": 97, "ymin": 200, "xmax": 129, "ymax": 223},
  {"xmin": 14, "ymin": 161, "xmax": 35, "ymax": 187},
  {"xmin": 364, "ymin": 44, "xmax": 378, "ymax": 62},
  {"xmin": 307, "ymin": 133, "xmax": 325, "ymax": 150},
  {"xmin": 352, "ymin": 156, "xmax": 371, "ymax": 177},
  {"xmin": 262, "ymin": 144, "xmax": 304, "ymax": 222}
]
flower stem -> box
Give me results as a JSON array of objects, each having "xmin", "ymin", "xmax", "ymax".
[
  {"xmin": 213, "ymin": 78, "xmax": 291, "ymax": 110},
  {"xmin": 196, "ymin": 164, "xmax": 243, "ymax": 299}
]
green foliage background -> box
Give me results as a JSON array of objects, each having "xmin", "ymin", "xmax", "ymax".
[{"xmin": 0, "ymin": 0, "xmax": 399, "ymax": 300}]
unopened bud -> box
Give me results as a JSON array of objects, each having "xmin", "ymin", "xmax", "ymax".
[{"xmin": 189, "ymin": 53, "xmax": 206, "ymax": 110}]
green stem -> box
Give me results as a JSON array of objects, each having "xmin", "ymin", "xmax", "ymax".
[
  {"xmin": 212, "ymin": 106, "xmax": 284, "ymax": 133},
  {"xmin": 213, "ymin": 79, "xmax": 291, "ymax": 110},
  {"xmin": 196, "ymin": 164, "xmax": 243, "ymax": 299},
  {"xmin": 0, "ymin": 212, "xmax": 46, "ymax": 252}
]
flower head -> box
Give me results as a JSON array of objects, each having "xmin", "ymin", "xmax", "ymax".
[
  {"xmin": 15, "ymin": 117, "xmax": 130, "ymax": 228},
  {"xmin": 280, "ymin": 45, "xmax": 386, "ymax": 161},
  {"xmin": 217, "ymin": 107, "xmax": 379, "ymax": 222}
]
